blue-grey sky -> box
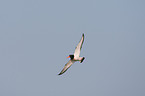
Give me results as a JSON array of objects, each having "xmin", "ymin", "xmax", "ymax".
[{"xmin": 0, "ymin": 0, "xmax": 145, "ymax": 96}]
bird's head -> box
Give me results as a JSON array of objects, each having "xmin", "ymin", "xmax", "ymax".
[{"xmin": 67, "ymin": 55, "xmax": 74, "ymax": 60}]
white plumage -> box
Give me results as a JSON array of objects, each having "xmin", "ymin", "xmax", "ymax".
[{"xmin": 58, "ymin": 33, "xmax": 85, "ymax": 75}]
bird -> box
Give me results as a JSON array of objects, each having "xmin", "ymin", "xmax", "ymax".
[{"xmin": 58, "ymin": 33, "xmax": 85, "ymax": 75}]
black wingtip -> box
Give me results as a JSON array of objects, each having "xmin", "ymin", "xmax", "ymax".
[
  {"xmin": 82, "ymin": 33, "xmax": 84, "ymax": 36},
  {"xmin": 82, "ymin": 33, "xmax": 84, "ymax": 38},
  {"xmin": 58, "ymin": 72, "xmax": 63, "ymax": 75},
  {"xmin": 58, "ymin": 73, "xmax": 62, "ymax": 75}
]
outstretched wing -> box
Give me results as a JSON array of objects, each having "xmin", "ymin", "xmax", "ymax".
[
  {"xmin": 74, "ymin": 33, "xmax": 84, "ymax": 58},
  {"xmin": 58, "ymin": 60, "xmax": 75, "ymax": 75}
]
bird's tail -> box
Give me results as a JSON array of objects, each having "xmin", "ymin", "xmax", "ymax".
[{"xmin": 80, "ymin": 57, "xmax": 85, "ymax": 63}]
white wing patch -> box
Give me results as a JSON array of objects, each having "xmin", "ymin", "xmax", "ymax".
[
  {"xmin": 74, "ymin": 34, "xmax": 84, "ymax": 58},
  {"xmin": 58, "ymin": 60, "xmax": 76, "ymax": 75}
]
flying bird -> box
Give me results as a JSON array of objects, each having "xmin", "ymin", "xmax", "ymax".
[{"xmin": 58, "ymin": 33, "xmax": 85, "ymax": 75}]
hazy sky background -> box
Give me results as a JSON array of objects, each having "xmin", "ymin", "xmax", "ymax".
[{"xmin": 0, "ymin": 0, "xmax": 145, "ymax": 96}]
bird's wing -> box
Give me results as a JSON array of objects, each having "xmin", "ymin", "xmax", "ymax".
[
  {"xmin": 74, "ymin": 33, "xmax": 84, "ymax": 58},
  {"xmin": 58, "ymin": 60, "xmax": 76, "ymax": 75}
]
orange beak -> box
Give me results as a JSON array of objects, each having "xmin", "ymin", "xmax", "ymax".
[{"xmin": 67, "ymin": 56, "xmax": 70, "ymax": 58}]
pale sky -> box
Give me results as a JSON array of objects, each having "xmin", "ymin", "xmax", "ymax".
[{"xmin": 0, "ymin": 0, "xmax": 145, "ymax": 96}]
